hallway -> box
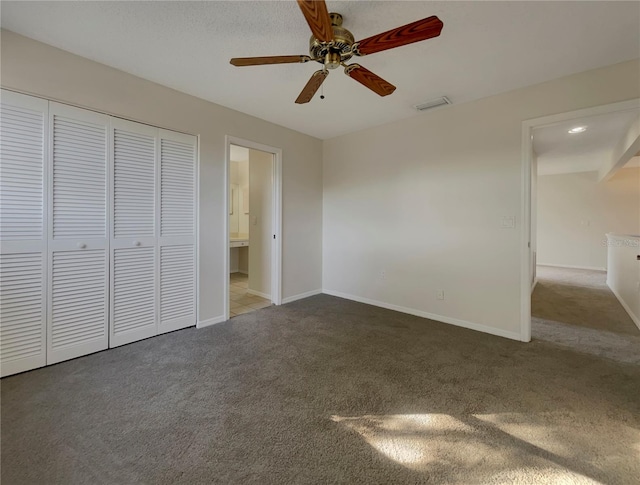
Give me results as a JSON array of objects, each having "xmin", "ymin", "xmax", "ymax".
[{"xmin": 532, "ymin": 265, "xmax": 640, "ymax": 364}]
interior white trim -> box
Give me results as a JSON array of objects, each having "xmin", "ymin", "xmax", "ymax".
[
  {"xmin": 224, "ymin": 135, "xmax": 283, "ymax": 322},
  {"xmin": 195, "ymin": 134, "xmax": 201, "ymax": 334},
  {"xmin": 323, "ymin": 289, "xmax": 522, "ymax": 341},
  {"xmin": 197, "ymin": 315, "xmax": 227, "ymax": 329},
  {"xmin": 537, "ymin": 263, "xmax": 606, "ymax": 272},
  {"xmin": 520, "ymin": 98, "xmax": 640, "ymax": 343},
  {"xmin": 282, "ymin": 289, "xmax": 322, "ymax": 304},
  {"xmin": 246, "ymin": 288, "xmax": 271, "ymax": 300}
]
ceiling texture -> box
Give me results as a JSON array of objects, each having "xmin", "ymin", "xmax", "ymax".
[
  {"xmin": 2, "ymin": 1, "xmax": 639, "ymax": 139},
  {"xmin": 534, "ymin": 109, "xmax": 640, "ymax": 176}
]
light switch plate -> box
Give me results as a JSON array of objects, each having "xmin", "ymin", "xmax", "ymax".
[{"xmin": 501, "ymin": 216, "xmax": 516, "ymax": 229}]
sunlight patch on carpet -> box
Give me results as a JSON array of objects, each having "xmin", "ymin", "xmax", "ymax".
[{"xmin": 330, "ymin": 413, "xmax": 632, "ymax": 483}]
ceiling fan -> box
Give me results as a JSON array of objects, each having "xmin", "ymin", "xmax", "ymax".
[{"xmin": 230, "ymin": 0, "xmax": 443, "ymax": 104}]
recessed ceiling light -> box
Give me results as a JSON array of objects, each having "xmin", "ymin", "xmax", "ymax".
[{"xmin": 568, "ymin": 126, "xmax": 587, "ymax": 134}]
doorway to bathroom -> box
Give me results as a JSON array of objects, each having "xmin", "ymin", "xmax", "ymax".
[{"xmin": 225, "ymin": 136, "xmax": 282, "ymax": 320}]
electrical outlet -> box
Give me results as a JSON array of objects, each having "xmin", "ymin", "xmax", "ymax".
[
  {"xmin": 380, "ymin": 270, "xmax": 386, "ymax": 280},
  {"xmin": 436, "ymin": 290, "xmax": 445, "ymax": 300}
]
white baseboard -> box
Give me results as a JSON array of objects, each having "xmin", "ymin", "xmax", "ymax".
[
  {"xmin": 229, "ymin": 270, "xmax": 248, "ymax": 275},
  {"xmin": 537, "ymin": 263, "xmax": 606, "ymax": 272},
  {"xmin": 322, "ymin": 289, "xmax": 522, "ymax": 341},
  {"xmin": 607, "ymin": 281, "xmax": 640, "ymax": 331},
  {"xmin": 531, "ymin": 278, "xmax": 538, "ymax": 293},
  {"xmin": 247, "ymin": 288, "xmax": 271, "ymax": 299},
  {"xmin": 282, "ymin": 289, "xmax": 322, "ymax": 304},
  {"xmin": 197, "ymin": 315, "xmax": 227, "ymax": 329}
]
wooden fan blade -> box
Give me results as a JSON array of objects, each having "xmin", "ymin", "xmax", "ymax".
[
  {"xmin": 344, "ymin": 64, "xmax": 396, "ymax": 97},
  {"xmin": 353, "ymin": 16, "xmax": 443, "ymax": 56},
  {"xmin": 230, "ymin": 55, "xmax": 311, "ymax": 66},
  {"xmin": 295, "ymin": 70, "xmax": 329, "ymax": 104},
  {"xmin": 297, "ymin": 0, "xmax": 334, "ymax": 43}
]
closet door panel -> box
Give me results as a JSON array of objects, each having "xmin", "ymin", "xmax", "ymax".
[
  {"xmin": 0, "ymin": 91, "xmax": 48, "ymax": 377},
  {"xmin": 158, "ymin": 131, "xmax": 197, "ymax": 333},
  {"xmin": 48, "ymin": 103, "xmax": 109, "ymax": 364},
  {"xmin": 50, "ymin": 249, "xmax": 107, "ymax": 356},
  {"xmin": 160, "ymin": 244, "xmax": 195, "ymax": 328},
  {"xmin": 110, "ymin": 119, "xmax": 158, "ymax": 347}
]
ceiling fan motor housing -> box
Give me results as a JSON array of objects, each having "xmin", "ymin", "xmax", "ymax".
[{"xmin": 309, "ymin": 13, "xmax": 354, "ymax": 68}]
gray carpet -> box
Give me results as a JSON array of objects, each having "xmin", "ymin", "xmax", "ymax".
[
  {"xmin": 532, "ymin": 265, "xmax": 640, "ymax": 364},
  {"xmin": 2, "ymin": 294, "xmax": 640, "ymax": 484},
  {"xmin": 532, "ymin": 265, "xmax": 638, "ymax": 336}
]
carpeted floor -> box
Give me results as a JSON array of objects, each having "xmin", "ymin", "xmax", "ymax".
[
  {"xmin": 532, "ymin": 265, "xmax": 640, "ymax": 365},
  {"xmin": 2, "ymin": 293, "xmax": 640, "ymax": 484},
  {"xmin": 532, "ymin": 265, "xmax": 638, "ymax": 336}
]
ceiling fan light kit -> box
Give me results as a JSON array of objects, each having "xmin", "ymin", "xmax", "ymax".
[{"xmin": 229, "ymin": 0, "xmax": 444, "ymax": 104}]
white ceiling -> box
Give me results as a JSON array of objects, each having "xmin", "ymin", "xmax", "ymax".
[
  {"xmin": 534, "ymin": 109, "xmax": 640, "ymax": 175},
  {"xmin": 2, "ymin": 1, "xmax": 639, "ymax": 139}
]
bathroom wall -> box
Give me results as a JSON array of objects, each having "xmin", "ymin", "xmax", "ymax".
[
  {"xmin": 230, "ymin": 159, "xmax": 249, "ymax": 273},
  {"xmin": 248, "ymin": 149, "xmax": 273, "ymax": 297},
  {"xmin": 230, "ymin": 160, "xmax": 250, "ymax": 236}
]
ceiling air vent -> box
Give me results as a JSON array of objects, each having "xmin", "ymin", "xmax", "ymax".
[{"xmin": 414, "ymin": 96, "xmax": 451, "ymax": 112}]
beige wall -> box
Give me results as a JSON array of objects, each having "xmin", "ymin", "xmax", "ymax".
[
  {"xmin": 0, "ymin": 30, "xmax": 323, "ymax": 324},
  {"xmin": 230, "ymin": 160, "xmax": 249, "ymax": 237},
  {"xmin": 537, "ymin": 168, "xmax": 640, "ymax": 270},
  {"xmin": 238, "ymin": 162, "xmax": 250, "ymax": 237},
  {"xmin": 606, "ymin": 234, "xmax": 640, "ymax": 329},
  {"xmin": 531, "ymin": 154, "xmax": 538, "ymax": 286},
  {"xmin": 248, "ymin": 149, "xmax": 273, "ymax": 297},
  {"xmin": 230, "ymin": 159, "xmax": 250, "ymax": 274},
  {"xmin": 323, "ymin": 59, "xmax": 640, "ymax": 340}
]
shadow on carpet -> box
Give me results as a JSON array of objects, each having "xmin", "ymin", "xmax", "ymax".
[{"xmin": 2, "ymin": 295, "xmax": 639, "ymax": 484}]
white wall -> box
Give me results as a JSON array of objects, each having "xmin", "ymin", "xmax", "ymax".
[
  {"xmin": 531, "ymin": 153, "xmax": 538, "ymax": 287},
  {"xmin": 323, "ymin": 59, "xmax": 640, "ymax": 340},
  {"xmin": 0, "ymin": 30, "xmax": 323, "ymax": 324},
  {"xmin": 229, "ymin": 160, "xmax": 249, "ymax": 238},
  {"xmin": 248, "ymin": 149, "xmax": 273, "ymax": 297},
  {"xmin": 230, "ymin": 159, "xmax": 249, "ymax": 274},
  {"xmin": 606, "ymin": 234, "xmax": 640, "ymax": 329},
  {"xmin": 537, "ymin": 168, "xmax": 640, "ymax": 270},
  {"xmin": 230, "ymin": 160, "xmax": 249, "ymax": 236}
]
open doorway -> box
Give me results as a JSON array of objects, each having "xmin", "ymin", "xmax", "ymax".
[
  {"xmin": 521, "ymin": 100, "xmax": 640, "ymax": 357},
  {"xmin": 225, "ymin": 137, "xmax": 282, "ymax": 320}
]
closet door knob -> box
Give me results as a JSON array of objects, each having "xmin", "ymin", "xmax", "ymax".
[
  {"xmin": 77, "ymin": 242, "xmax": 87, "ymax": 249},
  {"xmin": 134, "ymin": 240, "xmax": 141, "ymax": 247}
]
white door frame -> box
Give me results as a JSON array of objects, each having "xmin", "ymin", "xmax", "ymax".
[
  {"xmin": 224, "ymin": 135, "xmax": 282, "ymax": 320},
  {"xmin": 519, "ymin": 98, "xmax": 640, "ymax": 342}
]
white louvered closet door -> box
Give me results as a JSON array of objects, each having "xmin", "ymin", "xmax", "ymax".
[
  {"xmin": 110, "ymin": 119, "xmax": 158, "ymax": 347},
  {"xmin": 158, "ymin": 129, "xmax": 197, "ymax": 334},
  {"xmin": 0, "ymin": 90, "xmax": 48, "ymax": 377},
  {"xmin": 47, "ymin": 103, "xmax": 109, "ymax": 364}
]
